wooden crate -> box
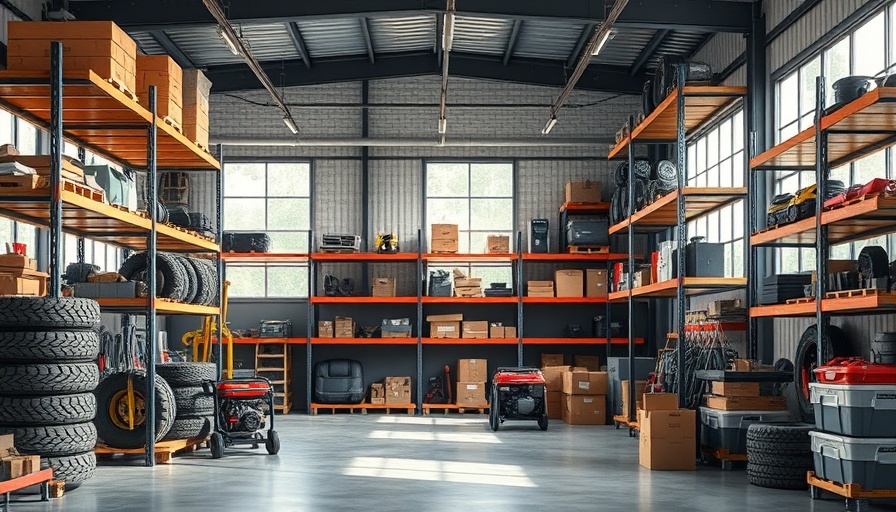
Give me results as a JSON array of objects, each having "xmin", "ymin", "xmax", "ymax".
[{"xmin": 136, "ymin": 55, "xmax": 183, "ymax": 124}]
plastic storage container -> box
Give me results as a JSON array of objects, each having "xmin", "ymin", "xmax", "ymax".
[
  {"xmin": 810, "ymin": 431, "xmax": 896, "ymax": 491},
  {"xmin": 699, "ymin": 407, "xmax": 792, "ymax": 454},
  {"xmin": 814, "ymin": 358, "xmax": 896, "ymax": 385},
  {"xmin": 810, "ymin": 382, "xmax": 896, "ymax": 437}
]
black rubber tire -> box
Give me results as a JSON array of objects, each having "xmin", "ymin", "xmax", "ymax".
[
  {"xmin": 175, "ymin": 255, "xmax": 199, "ymax": 305},
  {"xmin": 795, "ymin": 325, "xmax": 850, "ymax": 422},
  {"xmin": 42, "ymin": 452, "xmax": 96, "ymax": 488},
  {"xmin": 0, "ymin": 297, "xmax": 100, "ymax": 331},
  {"xmin": 118, "ymin": 251, "xmax": 187, "ymax": 301},
  {"xmin": 171, "ymin": 386, "xmax": 215, "ymax": 416},
  {"xmin": 0, "ymin": 331, "xmax": 99, "ymax": 362},
  {"xmin": 786, "ymin": 204, "xmax": 799, "ymax": 224},
  {"xmin": 0, "ymin": 393, "xmax": 96, "ymax": 425},
  {"xmin": 747, "ymin": 423, "xmax": 813, "ymax": 460},
  {"xmin": 489, "ymin": 388, "xmax": 500, "ymax": 432},
  {"xmin": 747, "ymin": 463, "xmax": 810, "ymax": 490},
  {"xmin": 265, "ymin": 430, "xmax": 280, "ymax": 455},
  {"xmin": 195, "ymin": 259, "xmax": 219, "ymax": 306},
  {"xmin": 186, "ymin": 258, "xmax": 213, "ymax": 306},
  {"xmin": 210, "ymin": 432, "xmax": 224, "ymax": 458},
  {"xmin": 766, "ymin": 213, "xmax": 777, "ymax": 227},
  {"xmin": 93, "ymin": 371, "xmax": 176, "ymax": 448},
  {"xmin": 161, "ymin": 416, "xmax": 213, "ymax": 441},
  {"xmin": 615, "ymin": 163, "xmax": 628, "ymax": 187},
  {"xmin": 0, "ymin": 363, "xmax": 98, "ymax": 396},
  {"xmin": 63, "ymin": 263, "xmax": 100, "ymax": 285},
  {"xmin": 0, "ymin": 422, "xmax": 97, "ymax": 457},
  {"xmin": 156, "ymin": 363, "xmax": 217, "ymax": 387},
  {"xmin": 858, "ymin": 246, "xmax": 890, "ymax": 280},
  {"xmin": 748, "ymin": 450, "xmax": 813, "ymax": 468}
]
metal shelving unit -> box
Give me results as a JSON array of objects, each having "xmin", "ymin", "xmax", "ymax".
[
  {"xmin": 609, "ymin": 71, "xmax": 748, "ymax": 414},
  {"xmin": 0, "ymin": 45, "xmax": 221, "ymax": 466}
]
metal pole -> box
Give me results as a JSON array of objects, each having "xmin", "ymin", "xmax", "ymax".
[
  {"xmin": 746, "ymin": 1, "xmax": 766, "ymax": 361},
  {"xmin": 306, "ymin": 231, "xmax": 313, "ymax": 412},
  {"xmin": 815, "ymin": 76, "xmax": 830, "ymax": 364},
  {"xmin": 517, "ymin": 230, "xmax": 523, "ymax": 367},
  {"xmin": 145, "ymin": 85, "xmax": 158, "ymax": 466},
  {"xmin": 417, "ymin": 228, "xmax": 424, "ymax": 413},
  {"xmin": 626, "ymin": 114, "xmax": 636, "ymax": 421},
  {"xmin": 216, "ymin": 143, "xmax": 224, "ymax": 380},
  {"xmin": 49, "ymin": 42, "xmax": 63, "ymax": 298},
  {"xmin": 675, "ymin": 64, "xmax": 687, "ymax": 409}
]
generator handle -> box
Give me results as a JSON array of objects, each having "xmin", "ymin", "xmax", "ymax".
[{"xmin": 495, "ymin": 367, "xmax": 541, "ymax": 374}]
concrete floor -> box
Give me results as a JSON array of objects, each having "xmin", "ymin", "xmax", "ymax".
[{"xmin": 8, "ymin": 414, "xmax": 890, "ymax": 512}]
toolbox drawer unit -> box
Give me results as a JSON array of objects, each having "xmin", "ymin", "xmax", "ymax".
[
  {"xmin": 810, "ymin": 431, "xmax": 896, "ymax": 491},
  {"xmin": 699, "ymin": 407, "xmax": 792, "ymax": 454}
]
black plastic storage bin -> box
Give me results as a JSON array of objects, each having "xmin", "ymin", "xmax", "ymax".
[{"xmin": 314, "ymin": 359, "xmax": 364, "ymax": 404}]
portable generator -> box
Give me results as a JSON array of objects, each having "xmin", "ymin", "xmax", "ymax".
[
  {"xmin": 206, "ymin": 377, "xmax": 280, "ymax": 458},
  {"xmin": 489, "ymin": 367, "xmax": 548, "ymax": 431}
]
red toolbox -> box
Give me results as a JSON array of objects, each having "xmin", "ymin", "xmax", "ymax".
[{"xmin": 814, "ymin": 358, "xmax": 896, "ymax": 385}]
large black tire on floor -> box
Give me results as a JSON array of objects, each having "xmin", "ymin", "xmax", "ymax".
[
  {"xmin": 156, "ymin": 363, "xmax": 217, "ymax": 387},
  {"xmin": 795, "ymin": 324, "xmax": 850, "ymax": 422},
  {"xmin": 0, "ymin": 331, "xmax": 99, "ymax": 362},
  {"xmin": 118, "ymin": 251, "xmax": 187, "ymax": 301},
  {"xmin": 173, "ymin": 255, "xmax": 199, "ymax": 305},
  {"xmin": 0, "ymin": 423, "xmax": 97, "ymax": 457},
  {"xmin": 185, "ymin": 258, "xmax": 213, "ymax": 306},
  {"xmin": 746, "ymin": 423, "xmax": 813, "ymax": 490},
  {"xmin": 42, "ymin": 452, "xmax": 96, "ymax": 488},
  {"xmin": 93, "ymin": 371, "xmax": 176, "ymax": 448},
  {"xmin": 160, "ymin": 416, "xmax": 213, "ymax": 441},
  {"xmin": 0, "ymin": 363, "xmax": 98, "ymax": 396},
  {"xmin": 0, "ymin": 393, "xmax": 96, "ymax": 425},
  {"xmin": 171, "ymin": 386, "xmax": 214, "ymax": 416},
  {"xmin": 0, "ymin": 297, "xmax": 100, "ymax": 331}
]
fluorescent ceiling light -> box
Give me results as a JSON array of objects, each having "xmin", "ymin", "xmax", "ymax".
[
  {"xmin": 541, "ymin": 116, "xmax": 557, "ymax": 135},
  {"xmin": 217, "ymin": 26, "xmax": 240, "ymax": 56},
  {"xmin": 283, "ymin": 116, "xmax": 298, "ymax": 135},
  {"xmin": 591, "ymin": 29, "xmax": 614, "ymax": 56}
]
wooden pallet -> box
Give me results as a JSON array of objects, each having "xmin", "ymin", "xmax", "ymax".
[
  {"xmin": 786, "ymin": 297, "xmax": 815, "ymax": 304},
  {"xmin": 95, "ymin": 437, "xmax": 208, "ymax": 464},
  {"xmin": 62, "ymin": 180, "xmax": 104, "ymax": 202},
  {"xmin": 422, "ymin": 403, "xmax": 490, "ymax": 415},
  {"xmin": 567, "ymin": 245, "xmax": 610, "ymax": 254},
  {"xmin": 310, "ymin": 402, "xmax": 415, "ymax": 415},
  {"xmin": 701, "ymin": 447, "xmax": 747, "ymax": 470},
  {"xmin": 808, "ymin": 471, "xmax": 896, "ymax": 501},
  {"xmin": 163, "ymin": 116, "xmax": 183, "ymax": 134},
  {"xmin": 106, "ymin": 77, "xmax": 138, "ymax": 103},
  {"xmin": 825, "ymin": 288, "xmax": 890, "ymax": 299}
]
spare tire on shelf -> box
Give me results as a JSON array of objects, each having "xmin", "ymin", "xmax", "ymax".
[
  {"xmin": 93, "ymin": 371, "xmax": 176, "ymax": 449},
  {"xmin": 174, "ymin": 255, "xmax": 199, "ymax": 305},
  {"xmin": 794, "ymin": 324, "xmax": 851, "ymax": 422},
  {"xmin": 118, "ymin": 251, "xmax": 188, "ymax": 301}
]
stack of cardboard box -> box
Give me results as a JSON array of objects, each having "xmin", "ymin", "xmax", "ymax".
[
  {"xmin": 456, "ymin": 359, "xmax": 487, "ymax": 407},
  {"xmin": 0, "ymin": 254, "xmax": 47, "ymax": 296},
  {"xmin": 453, "ymin": 269, "xmax": 482, "ymax": 297},
  {"xmin": 384, "ymin": 377, "xmax": 412, "ymax": 404},
  {"xmin": 555, "ymin": 269, "xmax": 584, "ymax": 298},
  {"xmin": 573, "ymin": 355, "xmax": 600, "ymax": 371},
  {"xmin": 371, "ymin": 277, "xmax": 396, "ymax": 297},
  {"xmin": 540, "ymin": 354, "xmax": 569, "ymax": 420},
  {"xmin": 182, "ymin": 69, "xmax": 212, "ymax": 148},
  {"xmin": 462, "ymin": 320, "xmax": 488, "ymax": 339},
  {"xmin": 431, "ymin": 224, "xmax": 459, "ymax": 253},
  {"xmin": 561, "ymin": 367, "xmax": 608, "ymax": 425},
  {"xmin": 489, "ymin": 323, "xmax": 517, "ymax": 339},
  {"xmin": 428, "ymin": 313, "xmax": 462, "ymax": 338},
  {"xmin": 527, "ymin": 280, "xmax": 554, "ymax": 297},
  {"xmin": 639, "ymin": 393, "xmax": 696, "ymax": 470},
  {"xmin": 136, "ymin": 55, "xmax": 183, "ymax": 126},
  {"xmin": 334, "ymin": 316, "xmax": 355, "ymax": 338},
  {"xmin": 704, "ymin": 381, "xmax": 786, "ymax": 411},
  {"xmin": 620, "ymin": 379, "xmax": 648, "ymax": 420},
  {"xmin": 0, "ymin": 434, "xmax": 40, "ymax": 481}
]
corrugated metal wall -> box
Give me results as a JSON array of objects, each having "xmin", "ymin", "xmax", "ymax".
[
  {"xmin": 368, "ymin": 159, "xmax": 422, "ymax": 252},
  {"xmin": 767, "ymin": 0, "xmax": 868, "ymax": 73}
]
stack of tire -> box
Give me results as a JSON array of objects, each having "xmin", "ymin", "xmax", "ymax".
[
  {"xmin": 0, "ymin": 297, "xmax": 101, "ymax": 489},
  {"xmin": 156, "ymin": 363, "xmax": 217, "ymax": 441},
  {"xmin": 118, "ymin": 251, "xmax": 218, "ymax": 306},
  {"xmin": 746, "ymin": 423, "xmax": 814, "ymax": 490}
]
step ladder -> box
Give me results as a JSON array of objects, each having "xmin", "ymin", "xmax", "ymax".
[{"xmin": 254, "ymin": 343, "xmax": 292, "ymax": 414}]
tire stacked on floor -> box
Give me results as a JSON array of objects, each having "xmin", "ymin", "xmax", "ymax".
[
  {"xmin": 93, "ymin": 371, "xmax": 177, "ymax": 448},
  {"xmin": 118, "ymin": 252, "xmax": 218, "ymax": 306},
  {"xmin": 746, "ymin": 423, "xmax": 814, "ymax": 490},
  {"xmin": 0, "ymin": 297, "xmax": 101, "ymax": 489},
  {"xmin": 156, "ymin": 363, "xmax": 217, "ymax": 441}
]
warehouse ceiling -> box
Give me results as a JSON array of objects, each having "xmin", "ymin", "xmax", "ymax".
[{"xmin": 65, "ymin": 0, "xmax": 753, "ymax": 94}]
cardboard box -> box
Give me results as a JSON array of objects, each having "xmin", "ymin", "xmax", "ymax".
[
  {"xmin": 546, "ymin": 391, "xmax": 563, "ymax": 420},
  {"xmin": 86, "ymin": 271, "xmax": 125, "ymax": 283},
  {"xmin": 334, "ymin": 316, "xmax": 355, "ymax": 338},
  {"xmin": 565, "ymin": 181, "xmax": 602, "ymax": 203},
  {"xmin": 430, "ymin": 321, "xmax": 460, "ymax": 339},
  {"xmin": 381, "ymin": 330, "xmax": 412, "ymax": 339},
  {"xmin": 370, "ymin": 383, "xmax": 385, "ymax": 405},
  {"xmin": 586, "ymin": 269, "xmax": 608, "ymax": 298},
  {"xmin": 384, "ymin": 376, "xmax": 412, "ymax": 404},
  {"xmin": 621, "ymin": 380, "xmax": 648, "ymax": 419},
  {"xmin": 541, "ymin": 353, "xmax": 565, "ymax": 367},
  {"xmin": 704, "ymin": 395, "xmax": 787, "ymax": 411},
  {"xmin": 0, "ymin": 274, "xmax": 46, "ymax": 296},
  {"xmin": 574, "ymin": 355, "xmax": 600, "ymax": 371},
  {"xmin": 555, "ymin": 269, "xmax": 584, "ymax": 298},
  {"xmin": 431, "ymin": 238, "xmax": 458, "ymax": 253},
  {"xmin": 0, "ymin": 434, "xmax": 39, "ymax": 480},
  {"xmin": 639, "ymin": 409, "xmax": 697, "ymax": 470},
  {"xmin": 0, "ymin": 254, "xmax": 37, "ymax": 271},
  {"xmin": 562, "ymin": 394, "xmax": 607, "ymax": 425},
  {"xmin": 317, "ymin": 321, "xmax": 334, "ymax": 338},
  {"xmin": 431, "ymin": 224, "xmax": 459, "ymax": 240},
  {"xmin": 454, "ymin": 278, "xmax": 481, "ymax": 288},
  {"xmin": 371, "ymin": 277, "xmax": 397, "ymax": 297},
  {"xmin": 462, "ymin": 321, "xmax": 489, "ymax": 339},
  {"xmin": 642, "ymin": 393, "xmax": 680, "ymax": 411},
  {"xmin": 710, "ymin": 382, "xmax": 761, "ymax": 397},
  {"xmin": 562, "ymin": 370, "xmax": 608, "ymax": 395},
  {"xmin": 456, "ymin": 382, "xmax": 486, "ymax": 406},
  {"xmin": 486, "ymin": 235, "xmax": 510, "ymax": 254},
  {"xmin": 527, "ymin": 280, "xmax": 554, "ymax": 297},
  {"xmin": 541, "ymin": 366, "xmax": 571, "ymax": 392},
  {"xmin": 490, "ymin": 325, "xmax": 505, "ymax": 338},
  {"xmin": 457, "ymin": 359, "xmax": 487, "ymax": 382},
  {"xmin": 504, "ymin": 326, "xmax": 517, "ymax": 339},
  {"xmin": 182, "ymin": 69, "xmax": 211, "ymax": 148},
  {"xmin": 136, "ymin": 55, "xmax": 183, "ymax": 124},
  {"xmin": 426, "ymin": 313, "xmax": 463, "ymax": 322},
  {"xmin": 633, "ymin": 269, "xmax": 654, "ymax": 288}
]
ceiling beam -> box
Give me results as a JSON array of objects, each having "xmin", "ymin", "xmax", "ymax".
[
  {"xmin": 148, "ymin": 30, "xmax": 195, "ymax": 69},
  {"xmin": 68, "ymin": 0, "xmax": 752, "ymax": 33},
  {"xmin": 629, "ymin": 29, "xmax": 669, "ymax": 76},
  {"xmin": 286, "ymin": 22, "xmax": 312, "ymax": 68},
  {"xmin": 359, "ymin": 17, "xmax": 375, "ymax": 64},
  {"xmin": 567, "ymin": 23, "xmax": 596, "ymax": 69},
  {"xmin": 203, "ymin": 52, "xmax": 648, "ymax": 94},
  {"xmin": 503, "ymin": 20, "xmax": 522, "ymax": 66}
]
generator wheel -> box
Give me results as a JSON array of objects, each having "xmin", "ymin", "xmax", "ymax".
[
  {"xmin": 538, "ymin": 415, "xmax": 548, "ymax": 431},
  {"xmin": 265, "ymin": 430, "xmax": 280, "ymax": 455},
  {"xmin": 489, "ymin": 389, "xmax": 499, "ymax": 432},
  {"xmin": 210, "ymin": 432, "xmax": 224, "ymax": 459}
]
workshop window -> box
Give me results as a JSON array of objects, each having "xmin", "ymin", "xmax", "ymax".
[
  {"xmin": 686, "ymin": 111, "xmax": 745, "ymax": 278},
  {"xmin": 0, "ymin": 110, "xmax": 38, "ymax": 257},
  {"xmin": 223, "ymin": 162, "xmax": 311, "ymax": 298}
]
